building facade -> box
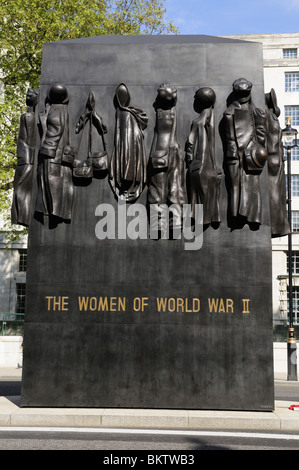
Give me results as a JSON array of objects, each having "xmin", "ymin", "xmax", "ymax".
[{"xmin": 0, "ymin": 230, "xmax": 26, "ymax": 335}]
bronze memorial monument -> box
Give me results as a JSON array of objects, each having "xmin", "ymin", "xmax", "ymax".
[{"xmin": 12, "ymin": 35, "xmax": 283, "ymax": 411}]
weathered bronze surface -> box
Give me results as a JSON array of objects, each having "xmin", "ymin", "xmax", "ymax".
[
  {"xmin": 147, "ymin": 83, "xmax": 187, "ymax": 233},
  {"xmin": 265, "ymin": 88, "xmax": 290, "ymax": 237},
  {"xmin": 35, "ymin": 84, "xmax": 74, "ymax": 222},
  {"xmin": 147, "ymin": 84, "xmax": 187, "ymax": 206},
  {"xmin": 74, "ymin": 90, "xmax": 108, "ymax": 180},
  {"xmin": 185, "ymin": 87, "xmax": 222, "ymax": 227},
  {"xmin": 222, "ymin": 78, "xmax": 268, "ymax": 229},
  {"xmin": 11, "ymin": 88, "xmax": 39, "ymax": 227},
  {"xmin": 109, "ymin": 83, "xmax": 148, "ymax": 202}
]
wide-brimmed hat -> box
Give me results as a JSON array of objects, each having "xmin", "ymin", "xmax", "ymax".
[
  {"xmin": 265, "ymin": 88, "xmax": 280, "ymax": 117},
  {"xmin": 245, "ymin": 141, "xmax": 268, "ymax": 174}
]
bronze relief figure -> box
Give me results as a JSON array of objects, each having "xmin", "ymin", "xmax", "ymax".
[
  {"xmin": 35, "ymin": 84, "xmax": 74, "ymax": 222},
  {"xmin": 11, "ymin": 88, "xmax": 39, "ymax": 227},
  {"xmin": 73, "ymin": 90, "xmax": 108, "ymax": 181},
  {"xmin": 147, "ymin": 83, "xmax": 187, "ymax": 232},
  {"xmin": 109, "ymin": 83, "xmax": 148, "ymax": 202},
  {"xmin": 185, "ymin": 87, "xmax": 222, "ymax": 227},
  {"xmin": 265, "ymin": 88, "xmax": 290, "ymax": 237},
  {"xmin": 222, "ymin": 78, "xmax": 268, "ymax": 228}
]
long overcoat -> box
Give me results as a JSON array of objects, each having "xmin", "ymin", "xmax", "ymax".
[
  {"xmin": 266, "ymin": 108, "xmax": 290, "ymax": 237},
  {"xmin": 185, "ymin": 107, "xmax": 222, "ymax": 225},
  {"xmin": 223, "ymin": 100, "xmax": 267, "ymax": 224},
  {"xmin": 36, "ymin": 102, "xmax": 74, "ymax": 220}
]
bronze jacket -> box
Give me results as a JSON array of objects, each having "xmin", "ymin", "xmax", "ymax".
[
  {"xmin": 37, "ymin": 103, "xmax": 74, "ymax": 220},
  {"xmin": 222, "ymin": 100, "xmax": 267, "ymax": 224}
]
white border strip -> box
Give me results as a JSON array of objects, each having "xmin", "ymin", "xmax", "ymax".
[{"xmin": 0, "ymin": 427, "xmax": 299, "ymax": 441}]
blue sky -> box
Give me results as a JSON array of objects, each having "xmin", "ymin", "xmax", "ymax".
[{"xmin": 164, "ymin": 0, "xmax": 299, "ymax": 35}]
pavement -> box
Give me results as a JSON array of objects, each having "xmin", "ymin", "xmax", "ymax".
[{"xmin": 1, "ymin": 367, "xmax": 299, "ymax": 431}]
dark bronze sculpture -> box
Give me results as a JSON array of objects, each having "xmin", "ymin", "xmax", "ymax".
[
  {"xmin": 12, "ymin": 78, "xmax": 281, "ymax": 238},
  {"xmin": 109, "ymin": 83, "xmax": 148, "ymax": 202},
  {"xmin": 147, "ymin": 83, "xmax": 187, "ymax": 232},
  {"xmin": 265, "ymin": 89, "xmax": 290, "ymax": 237},
  {"xmin": 185, "ymin": 87, "xmax": 222, "ymax": 227},
  {"xmin": 35, "ymin": 84, "xmax": 74, "ymax": 222},
  {"xmin": 11, "ymin": 88, "xmax": 39, "ymax": 227},
  {"xmin": 222, "ymin": 78, "xmax": 268, "ymax": 228},
  {"xmin": 73, "ymin": 90, "xmax": 108, "ymax": 180}
]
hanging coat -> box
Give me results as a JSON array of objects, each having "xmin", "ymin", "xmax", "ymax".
[
  {"xmin": 36, "ymin": 102, "xmax": 74, "ymax": 221},
  {"xmin": 109, "ymin": 83, "xmax": 148, "ymax": 202},
  {"xmin": 223, "ymin": 99, "xmax": 267, "ymax": 225},
  {"xmin": 11, "ymin": 108, "xmax": 37, "ymax": 227},
  {"xmin": 185, "ymin": 107, "xmax": 222, "ymax": 225},
  {"xmin": 147, "ymin": 106, "xmax": 187, "ymax": 208},
  {"xmin": 265, "ymin": 107, "xmax": 290, "ymax": 237}
]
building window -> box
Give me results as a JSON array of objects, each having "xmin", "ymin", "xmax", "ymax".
[
  {"xmin": 285, "ymin": 105, "xmax": 299, "ymax": 126},
  {"xmin": 18, "ymin": 249, "xmax": 27, "ymax": 272},
  {"xmin": 287, "ymin": 251, "xmax": 299, "ymax": 274},
  {"xmin": 287, "ymin": 286, "xmax": 299, "ymax": 324},
  {"xmin": 16, "ymin": 284, "xmax": 26, "ymax": 313},
  {"xmin": 292, "ymin": 212, "xmax": 299, "ymax": 232},
  {"xmin": 285, "ymin": 144, "xmax": 299, "ymax": 160},
  {"xmin": 292, "ymin": 146, "xmax": 299, "ymax": 161},
  {"xmin": 291, "ymin": 175, "xmax": 299, "ymax": 196},
  {"xmin": 283, "ymin": 48, "xmax": 298, "ymax": 59},
  {"xmin": 285, "ymin": 72, "xmax": 299, "ymax": 92}
]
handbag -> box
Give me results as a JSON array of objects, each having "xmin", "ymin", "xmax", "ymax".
[
  {"xmin": 62, "ymin": 145, "xmax": 76, "ymax": 167},
  {"xmin": 73, "ymin": 157, "xmax": 93, "ymax": 178},
  {"xmin": 150, "ymin": 149, "xmax": 169, "ymax": 169},
  {"xmin": 92, "ymin": 151, "xmax": 108, "ymax": 171}
]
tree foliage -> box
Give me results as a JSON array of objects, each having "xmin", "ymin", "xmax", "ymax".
[{"xmin": 0, "ymin": 0, "xmax": 177, "ymax": 234}]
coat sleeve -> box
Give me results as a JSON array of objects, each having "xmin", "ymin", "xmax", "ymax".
[
  {"xmin": 254, "ymin": 107, "xmax": 267, "ymax": 148},
  {"xmin": 185, "ymin": 120, "xmax": 198, "ymax": 166},
  {"xmin": 223, "ymin": 111, "xmax": 238, "ymax": 164}
]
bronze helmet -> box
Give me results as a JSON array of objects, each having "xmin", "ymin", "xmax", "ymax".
[{"xmin": 47, "ymin": 83, "xmax": 69, "ymax": 104}]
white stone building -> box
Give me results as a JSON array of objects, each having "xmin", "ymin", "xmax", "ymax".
[{"xmin": 0, "ymin": 228, "xmax": 27, "ymax": 335}]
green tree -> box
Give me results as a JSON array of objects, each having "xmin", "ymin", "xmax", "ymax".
[{"xmin": 0, "ymin": 0, "xmax": 177, "ymax": 236}]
